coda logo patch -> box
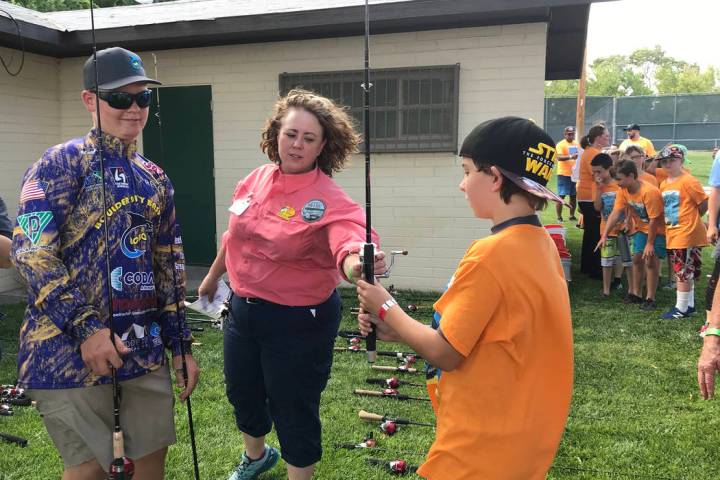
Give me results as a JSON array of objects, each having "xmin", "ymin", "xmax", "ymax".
[{"xmin": 111, "ymin": 267, "xmax": 155, "ymax": 292}]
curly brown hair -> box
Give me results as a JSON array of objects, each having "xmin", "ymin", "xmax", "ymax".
[{"xmin": 260, "ymin": 89, "xmax": 362, "ymax": 176}]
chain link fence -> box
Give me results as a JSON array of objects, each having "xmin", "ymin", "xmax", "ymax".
[{"xmin": 544, "ymin": 93, "xmax": 720, "ymax": 150}]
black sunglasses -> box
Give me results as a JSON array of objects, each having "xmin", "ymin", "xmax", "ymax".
[{"xmin": 98, "ymin": 89, "xmax": 153, "ymax": 109}]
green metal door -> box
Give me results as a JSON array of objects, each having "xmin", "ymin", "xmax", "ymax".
[{"xmin": 142, "ymin": 85, "xmax": 216, "ymax": 265}]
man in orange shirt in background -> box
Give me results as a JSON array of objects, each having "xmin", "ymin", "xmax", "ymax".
[
  {"xmin": 356, "ymin": 117, "xmax": 573, "ymax": 480},
  {"xmin": 555, "ymin": 126, "xmax": 579, "ymax": 222},
  {"xmin": 619, "ymin": 123, "xmax": 656, "ymax": 157}
]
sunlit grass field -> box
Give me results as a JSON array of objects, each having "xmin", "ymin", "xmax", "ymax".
[{"xmin": 1, "ymin": 151, "xmax": 719, "ymax": 479}]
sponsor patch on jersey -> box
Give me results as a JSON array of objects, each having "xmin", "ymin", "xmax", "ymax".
[
  {"xmin": 121, "ymin": 212, "xmax": 154, "ymax": 259},
  {"xmin": 141, "ymin": 160, "xmax": 164, "ymax": 176},
  {"xmin": 149, "ymin": 322, "xmax": 161, "ymax": 338},
  {"xmin": 111, "ymin": 267, "xmax": 155, "ymax": 292},
  {"xmin": 301, "ymin": 199, "xmax": 326, "ymax": 222},
  {"xmin": 111, "ymin": 167, "xmax": 129, "ymax": 188},
  {"xmin": 17, "ymin": 211, "xmax": 53, "ymax": 244}
]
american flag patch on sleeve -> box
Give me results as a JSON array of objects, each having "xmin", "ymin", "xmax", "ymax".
[{"xmin": 20, "ymin": 179, "xmax": 46, "ymax": 203}]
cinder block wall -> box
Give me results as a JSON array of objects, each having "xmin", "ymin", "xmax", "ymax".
[
  {"xmin": 0, "ymin": 49, "xmax": 61, "ymax": 293},
  {"xmin": 8, "ymin": 22, "xmax": 547, "ymax": 291}
]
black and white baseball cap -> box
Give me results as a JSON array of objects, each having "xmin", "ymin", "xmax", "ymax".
[{"xmin": 459, "ymin": 116, "xmax": 564, "ymax": 204}]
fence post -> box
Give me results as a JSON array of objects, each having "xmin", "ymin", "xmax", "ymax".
[
  {"xmin": 611, "ymin": 97, "xmax": 617, "ymax": 145},
  {"xmin": 672, "ymin": 94, "xmax": 678, "ymax": 145}
]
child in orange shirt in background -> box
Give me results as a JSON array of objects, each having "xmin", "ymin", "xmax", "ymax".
[
  {"xmin": 592, "ymin": 153, "xmax": 634, "ymax": 297},
  {"xmin": 623, "ymin": 145, "xmax": 659, "ymax": 187},
  {"xmin": 356, "ymin": 117, "xmax": 573, "ymax": 480},
  {"xmin": 658, "ymin": 145, "xmax": 708, "ymax": 319},
  {"xmin": 598, "ymin": 160, "xmax": 666, "ymax": 310}
]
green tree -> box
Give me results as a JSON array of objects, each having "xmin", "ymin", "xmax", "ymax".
[
  {"xmin": 656, "ymin": 63, "xmax": 718, "ymax": 94},
  {"xmin": 8, "ymin": 0, "xmax": 171, "ymax": 11},
  {"xmin": 545, "ymin": 46, "xmax": 719, "ymax": 96},
  {"xmin": 544, "ymin": 79, "xmax": 579, "ymax": 97},
  {"xmin": 586, "ymin": 55, "xmax": 653, "ymax": 96}
]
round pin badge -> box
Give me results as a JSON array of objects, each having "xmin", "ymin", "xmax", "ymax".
[{"xmin": 301, "ymin": 199, "xmax": 326, "ymax": 222}]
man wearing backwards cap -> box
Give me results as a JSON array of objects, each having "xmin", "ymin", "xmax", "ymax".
[
  {"xmin": 619, "ymin": 123, "xmax": 656, "ymax": 157},
  {"xmin": 356, "ymin": 117, "xmax": 573, "ymax": 479},
  {"xmin": 11, "ymin": 47, "xmax": 199, "ymax": 478}
]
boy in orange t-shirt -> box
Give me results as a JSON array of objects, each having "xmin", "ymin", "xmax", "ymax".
[
  {"xmin": 356, "ymin": 117, "xmax": 573, "ymax": 480},
  {"xmin": 658, "ymin": 146, "xmax": 708, "ymax": 318},
  {"xmin": 598, "ymin": 160, "xmax": 666, "ymax": 310},
  {"xmin": 592, "ymin": 153, "xmax": 634, "ymax": 297}
]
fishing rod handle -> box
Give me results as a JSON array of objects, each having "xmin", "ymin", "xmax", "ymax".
[
  {"xmin": 362, "ymin": 243, "xmax": 377, "ymax": 363},
  {"xmin": 354, "ymin": 388, "xmax": 384, "ymax": 397},
  {"xmin": 113, "ymin": 431, "xmax": 125, "ymax": 459},
  {"xmin": 358, "ymin": 409, "xmax": 385, "ymax": 422}
]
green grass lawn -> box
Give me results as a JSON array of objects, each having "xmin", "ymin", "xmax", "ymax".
[{"xmin": 1, "ymin": 151, "xmax": 720, "ymax": 479}]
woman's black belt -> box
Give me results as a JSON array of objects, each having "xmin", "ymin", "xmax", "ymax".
[{"xmin": 235, "ymin": 295, "xmax": 284, "ymax": 308}]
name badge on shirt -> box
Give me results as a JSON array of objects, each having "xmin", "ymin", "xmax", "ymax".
[{"xmin": 229, "ymin": 195, "xmax": 252, "ymax": 216}]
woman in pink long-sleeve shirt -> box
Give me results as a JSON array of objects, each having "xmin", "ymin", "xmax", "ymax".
[{"xmin": 199, "ymin": 90, "xmax": 385, "ymax": 480}]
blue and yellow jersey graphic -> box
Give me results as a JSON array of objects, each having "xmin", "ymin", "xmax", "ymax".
[{"xmin": 11, "ymin": 130, "xmax": 190, "ymax": 389}]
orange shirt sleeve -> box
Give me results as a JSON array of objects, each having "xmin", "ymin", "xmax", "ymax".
[
  {"xmin": 435, "ymin": 256, "xmax": 501, "ymax": 358},
  {"xmin": 684, "ymin": 175, "xmax": 708, "ymax": 206}
]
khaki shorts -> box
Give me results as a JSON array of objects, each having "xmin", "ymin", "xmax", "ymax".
[{"xmin": 28, "ymin": 365, "xmax": 176, "ymax": 471}]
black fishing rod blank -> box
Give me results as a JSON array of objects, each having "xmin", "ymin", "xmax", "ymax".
[
  {"xmin": 0, "ymin": 431, "xmax": 28, "ymax": 447},
  {"xmin": 360, "ymin": 0, "xmax": 377, "ymax": 364},
  {"xmin": 155, "ymin": 46, "xmax": 201, "ymax": 479},
  {"xmin": 88, "ymin": 3, "xmax": 134, "ymax": 478}
]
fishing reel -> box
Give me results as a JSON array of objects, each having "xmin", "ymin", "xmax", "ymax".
[
  {"xmin": 376, "ymin": 250, "xmax": 408, "ymax": 279},
  {"xmin": 380, "ymin": 420, "xmax": 398, "ymax": 436},
  {"xmin": 109, "ymin": 456, "xmax": 135, "ymax": 479},
  {"xmin": 358, "ymin": 248, "xmax": 408, "ymax": 280}
]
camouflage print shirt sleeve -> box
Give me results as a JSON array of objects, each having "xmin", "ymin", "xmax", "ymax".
[
  {"xmin": 147, "ymin": 166, "xmax": 191, "ymax": 357},
  {"xmin": 12, "ymin": 144, "xmax": 106, "ymax": 343}
]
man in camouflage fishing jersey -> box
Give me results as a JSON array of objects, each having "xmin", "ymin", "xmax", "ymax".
[{"xmin": 11, "ymin": 47, "xmax": 199, "ymax": 479}]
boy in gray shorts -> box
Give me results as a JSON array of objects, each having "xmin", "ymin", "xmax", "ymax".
[{"xmin": 11, "ymin": 47, "xmax": 199, "ymax": 479}]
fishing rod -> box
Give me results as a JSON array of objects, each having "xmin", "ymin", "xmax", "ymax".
[
  {"xmin": 337, "ymin": 433, "xmax": 425, "ymax": 456},
  {"xmin": 168, "ymin": 225, "xmax": 201, "ymax": 480},
  {"xmin": 354, "ymin": 388, "xmax": 431, "ymax": 402},
  {"xmin": 367, "ymin": 458, "xmax": 418, "ymax": 475},
  {"xmin": 360, "ymin": 0, "xmax": 376, "ymax": 364},
  {"xmin": 88, "ymin": 4, "xmax": 133, "ymax": 478},
  {"xmin": 0, "ymin": 431, "xmax": 27, "ymax": 447},
  {"xmin": 152, "ymin": 53, "xmax": 201, "ymax": 480},
  {"xmin": 334, "ymin": 346, "xmax": 421, "ymax": 362},
  {"xmin": 371, "ymin": 365, "xmax": 420, "ymax": 374},
  {"xmin": 365, "ymin": 377, "xmax": 425, "ymax": 389},
  {"xmin": 358, "ymin": 409, "xmax": 435, "ymax": 427}
]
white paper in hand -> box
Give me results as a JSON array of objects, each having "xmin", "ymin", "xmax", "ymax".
[{"xmin": 187, "ymin": 279, "xmax": 231, "ymax": 319}]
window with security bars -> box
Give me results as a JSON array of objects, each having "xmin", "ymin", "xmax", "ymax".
[{"xmin": 279, "ymin": 65, "xmax": 460, "ymax": 153}]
